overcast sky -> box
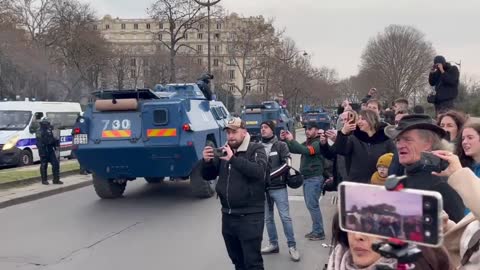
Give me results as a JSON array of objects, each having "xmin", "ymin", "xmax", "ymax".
[{"xmin": 79, "ymin": 0, "xmax": 480, "ymax": 80}]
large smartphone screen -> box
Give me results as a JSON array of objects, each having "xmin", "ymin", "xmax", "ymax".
[{"xmin": 339, "ymin": 182, "xmax": 443, "ymax": 247}]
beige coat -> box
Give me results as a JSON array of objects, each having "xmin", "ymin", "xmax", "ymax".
[{"xmin": 444, "ymin": 168, "xmax": 480, "ymax": 269}]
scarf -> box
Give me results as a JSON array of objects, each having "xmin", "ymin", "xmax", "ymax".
[
  {"xmin": 327, "ymin": 244, "xmax": 396, "ymax": 270},
  {"xmin": 370, "ymin": 172, "xmax": 387, "ymax": 186}
]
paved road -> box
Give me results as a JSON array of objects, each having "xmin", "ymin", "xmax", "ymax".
[{"xmin": 0, "ymin": 132, "xmax": 337, "ymax": 270}]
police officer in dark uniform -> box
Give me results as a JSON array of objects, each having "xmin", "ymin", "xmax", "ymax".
[{"xmin": 36, "ymin": 118, "xmax": 63, "ymax": 185}]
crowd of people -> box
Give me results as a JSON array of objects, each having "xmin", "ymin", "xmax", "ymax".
[{"xmin": 200, "ymin": 55, "xmax": 480, "ymax": 270}]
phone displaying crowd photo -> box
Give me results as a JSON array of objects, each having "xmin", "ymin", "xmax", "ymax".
[{"xmin": 338, "ymin": 182, "xmax": 443, "ymax": 247}]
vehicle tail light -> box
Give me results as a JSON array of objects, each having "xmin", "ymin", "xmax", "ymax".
[
  {"xmin": 182, "ymin": 123, "xmax": 192, "ymax": 131},
  {"xmin": 74, "ymin": 128, "xmax": 81, "ymax": 134}
]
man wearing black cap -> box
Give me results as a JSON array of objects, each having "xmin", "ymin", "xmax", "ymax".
[
  {"xmin": 428, "ymin": 55, "xmax": 460, "ymax": 115},
  {"xmin": 259, "ymin": 120, "xmax": 300, "ymax": 261},
  {"xmin": 281, "ymin": 122, "xmax": 327, "ymax": 241},
  {"xmin": 385, "ymin": 114, "xmax": 465, "ymax": 222},
  {"xmin": 202, "ymin": 117, "xmax": 268, "ymax": 270}
]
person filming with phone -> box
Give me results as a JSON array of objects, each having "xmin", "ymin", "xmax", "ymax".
[
  {"xmin": 201, "ymin": 117, "xmax": 268, "ymax": 270},
  {"xmin": 384, "ymin": 114, "xmax": 465, "ymax": 222},
  {"xmin": 428, "ymin": 55, "xmax": 460, "ymax": 115}
]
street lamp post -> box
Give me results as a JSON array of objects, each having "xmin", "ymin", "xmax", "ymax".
[{"xmin": 194, "ymin": 0, "xmax": 221, "ymax": 74}]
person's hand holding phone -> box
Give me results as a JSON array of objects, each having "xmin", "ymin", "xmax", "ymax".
[
  {"xmin": 203, "ymin": 146, "xmax": 215, "ymax": 162},
  {"xmin": 220, "ymin": 144, "xmax": 234, "ymax": 161},
  {"xmin": 431, "ymin": 150, "xmax": 463, "ymax": 177},
  {"xmin": 325, "ymin": 129, "xmax": 337, "ymax": 142},
  {"xmin": 318, "ymin": 129, "xmax": 327, "ymax": 145},
  {"xmin": 341, "ymin": 122, "xmax": 356, "ymax": 135},
  {"xmin": 284, "ymin": 130, "xmax": 294, "ymax": 141}
]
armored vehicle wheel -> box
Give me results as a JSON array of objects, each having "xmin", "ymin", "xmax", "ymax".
[
  {"xmin": 145, "ymin": 177, "xmax": 164, "ymax": 184},
  {"xmin": 93, "ymin": 174, "xmax": 126, "ymax": 199},
  {"xmin": 190, "ymin": 164, "xmax": 216, "ymax": 198}
]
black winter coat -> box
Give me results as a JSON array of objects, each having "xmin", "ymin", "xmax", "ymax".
[
  {"xmin": 404, "ymin": 161, "xmax": 465, "ymax": 223},
  {"xmin": 262, "ymin": 136, "xmax": 290, "ymax": 190},
  {"xmin": 328, "ymin": 125, "xmax": 396, "ymax": 183},
  {"xmin": 201, "ymin": 134, "xmax": 268, "ymax": 215},
  {"xmin": 428, "ymin": 63, "xmax": 460, "ymax": 104}
]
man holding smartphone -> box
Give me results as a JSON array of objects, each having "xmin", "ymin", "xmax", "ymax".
[
  {"xmin": 281, "ymin": 123, "xmax": 327, "ymax": 240},
  {"xmin": 385, "ymin": 114, "xmax": 465, "ymax": 222},
  {"xmin": 259, "ymin": 121, "xmax": 300, "ymax": 261},
  {"xmin": 201, "ymin": 117, "xmax": 268, "ymax": 270}
]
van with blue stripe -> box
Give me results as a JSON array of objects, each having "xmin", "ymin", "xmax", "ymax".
[{"xmin": 0, "ymin": 100, "xmax": 82, "ymax": 167}]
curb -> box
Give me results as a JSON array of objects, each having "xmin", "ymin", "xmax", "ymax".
[
  {"xmin": 0, "ymin": 170, "xmax": 81, "ymax": 190},
  {"xmin": 0, "ymin": 179, "xmax": 92, "ymax": 209}
]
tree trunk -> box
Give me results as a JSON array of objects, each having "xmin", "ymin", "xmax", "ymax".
[{"xmin": 169, "ymin": 43, "xmax": 176, "ymax": 82}]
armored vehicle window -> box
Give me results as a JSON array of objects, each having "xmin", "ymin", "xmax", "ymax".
[
  {"xmin": 263, "ymin": 110, "xmax": 280, "ymax": 121},
  {"xmin": 211, "ymin": 107, "xmax": 221, "ymax": 120},
  {"xmin": 154, "ymin": 109, "xmax": 168, "ymax": 125},
  {"xmin": 219, "ymin": 107, "xmax": 228, "ymax": 118}
]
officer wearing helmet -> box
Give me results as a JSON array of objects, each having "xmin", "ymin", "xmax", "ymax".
[{"xmin": 35, "ymin": 117, "xmax": 62, "ymax": 185}]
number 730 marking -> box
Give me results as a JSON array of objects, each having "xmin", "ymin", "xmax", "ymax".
[{"xmin": 102, "ymin": 119, "xmax": 131, "ymax": 130}]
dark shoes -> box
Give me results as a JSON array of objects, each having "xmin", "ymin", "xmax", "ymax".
[
  {"xmin": 305, "ymin": 232, "xmax": 325, "ymax": 241},
  {"xmin": 41, "ymin": 181, "xmax": 49, "ymax": 185},
  {"xmin": 53, "ymin": 180, "xmax": 64, "ymax": 185}
]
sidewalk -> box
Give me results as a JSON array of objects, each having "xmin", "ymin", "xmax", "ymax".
[{"xmin": 0, "ymin": 174, "xmax": 92, "ymax": 209}]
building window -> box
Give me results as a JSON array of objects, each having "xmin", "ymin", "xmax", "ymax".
[
  {"xmin": 246, "ymin": 72, "xmax": 251, "ymax": 80},
  {"xmin": 214, "ymin": 33, "xmax": 220, "ymax": 40},
  {"xmin": 200, "ymin": 23, "xmax": 205, "ymax": 29},
  {"xmin": 184, "ymin": 33, "xmax": 188, "ymax": 40},
  {"xmin": 134, "ymin": 23, "xmax": 138, "ymax": 30},
  {"xmin": 213, "ymin": 59, "xmax": 219, "ymax": 67},
  {"xmin": 216, "ymin": 23, "xmax": 222, "ymax": 29},
  {"xmin": 197, "ymin": 58, "xmax": 202, "ymax": 65},
  {"xmin": 143, "ymin": 58, "xmax": 149, "ymax": 67},
  {"xmin": 228, "ymin": 58, "xmax": 235, "ymax": 66},
  {"xmin": 93, "ymin": 24, "xmax": 97, "ymax": 30},
  {"xmin": 131, "ymin": 58, "xmax": 136, "ymax": 67},
  {"xmin": 197, "ymin": 45, "xmax": 202, "ymax": 54},
  {"xmin": 214, "ymin": 45, "xmax": 220, "ymax": 53},
  {"xmin": 105, "ymin": 24, "xmax": 110, "ymax": 30},
  {"xmin": 246, "ymin": 83, "xmax": 251, "ymax": 91},
  {"xmin": 228, "ymin": 70, "xmax": 235, "ymax": 80},
  {"xmin": 197, "ymin": 33, "xmax": 203, "ymax": 40},
  {"xmin": 131, "ymin": 69, "xmax": 136, "ymax": 78},
  {"xmin": 121, "ymin": 23, "xmax": 126, "ymax": 30},
  {"xmin": 146, "ymin": 23, "xmax": 151, "ymax": 29},
  {"xmin": 260, "ymin": 84, "xmax": 265, "ymax": 92},
  {"xmin": 229, "ymin": 84, "xmax": 235, "ymax": 92},
  {"xmin": 159, "ymin": 22, "xmax": 163, "ymax": 29},
  {"xmin": 159, "ymin": 33, "xmax": 163, "ymax": 41}
]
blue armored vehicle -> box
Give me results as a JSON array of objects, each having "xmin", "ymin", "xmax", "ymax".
[
  {"xmin": 301, "ymin": 110, "xmax": 332, "ymax": 130},
  {"xmin": 240, "ymin": 101, "xmax": 295, "ymax": 142},
  {"xmin": 72, "ymin": 77, "xmax": 229, "ymax": 199}
]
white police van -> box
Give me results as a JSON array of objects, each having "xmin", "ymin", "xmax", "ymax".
[{"xmin": 0, "ymin": 100, "xmax": 82, "ymax": 167}]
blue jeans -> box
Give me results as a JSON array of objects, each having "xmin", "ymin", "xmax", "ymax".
[
  {"xmin": 264, "ymin": 188, "xmax": 296, "ymax": 248},
  {"xmin": 303, "ymin": 176, "xmax": 325, "ymax": 235}
]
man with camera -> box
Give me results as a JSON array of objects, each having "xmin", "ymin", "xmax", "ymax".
[
  {"xmin": 428, "ymin": 55, "xmax": 460, "ymax": 115},
  {"xmin": 201, "ymin": 117, "xmax": 268, "ymax": 270},
  {"xmin": 281, "ymin": 122, "xmax": 327, "ymax": 241},
  {"xmin": 384, "ymin": 114, "xmax": 465, "ymax": 222},
  {"xmin": 258, "ymin": 120, "xmax": 300, "ymax": 261}
]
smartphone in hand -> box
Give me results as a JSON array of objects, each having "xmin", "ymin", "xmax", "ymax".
[{"xmin": 339, "ymin": 182, "xmax": 443, "ymax": 247}]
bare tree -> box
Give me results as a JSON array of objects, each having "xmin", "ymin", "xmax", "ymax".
[
  {"xmin": 225, "ymin": 16, "xmax": 277, "ymax": 105},
  {"xmin": 360, "ymin": 24, "xmax": 435, "ymax": 103},
  {"xmin": 46, "ymin": 0, "xmax": 109, "ymax": 100},
  {"xmin": 10, "ymin": 0, "xmax": 55, "ymax": 45},
  {"xmin": 109, "ymin": 46, "xmax": 131, "ymax": 90},
  {"xmin": 148, "ymin": 0, "xmax": 207, "ymax": 82}
]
